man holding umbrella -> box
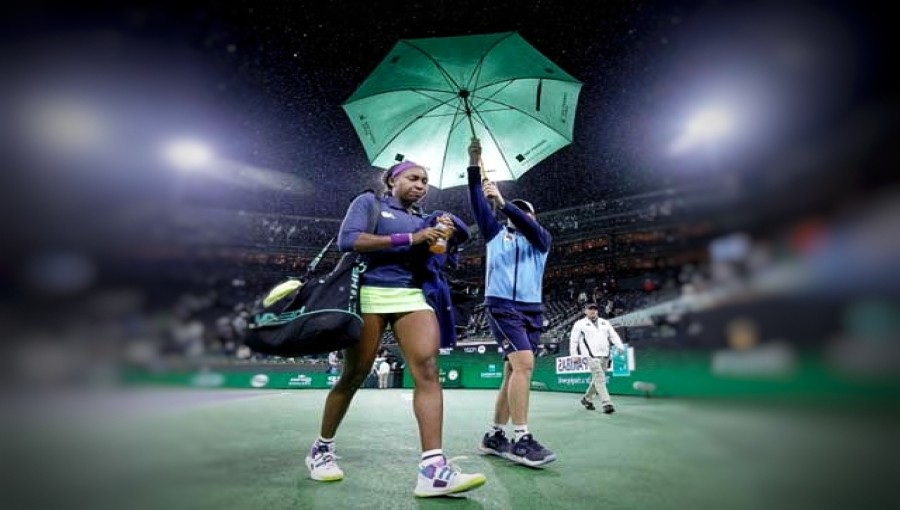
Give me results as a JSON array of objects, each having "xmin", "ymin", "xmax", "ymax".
[{"xmin": 467, "ymin": 138, "xmax": 556, "ymax": 467}]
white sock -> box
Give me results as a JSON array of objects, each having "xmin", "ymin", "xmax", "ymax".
[
  {"xmin": 311, "ymin": 437, "xmax": 334, "ymax": 456},
  {"xmin": 488, "ymin": 423, "xmax": 505, "ymax": 435},
  {"xmin": 513, "ymin": 425, "xmax": 529, "ymax": 441},
  {"xmin": 420, "ymin": 449, "xmax": 444, "ymax": 466}
]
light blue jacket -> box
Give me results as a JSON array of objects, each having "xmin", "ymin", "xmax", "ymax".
[{"xmin": 466, "ymin": 167, "xmax": 551, "ymax": 312}]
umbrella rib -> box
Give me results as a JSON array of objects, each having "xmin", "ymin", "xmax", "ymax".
[
  {"xmin": 466, "ymin": 32, "xmax": 516, "ymax": 92},
  {"xmin": 421, "ymin": 107, "xmax": 510, "ymax": 117},
  {"xmin": 401, "ymin": 40, "xmax": 463, "ymax": 92},
  {"xmin": 342, "ymin": 87, "xmax": 455, "ymax": 104},
  {"xmin": 473, "ymin": 93, "xmax": 574, "ymax": 141},
  {"xmin": 437, "ymin": 106, "xmax": 466, "ymax": 188},
  {"xmin": 367, "ymin": 97, "xmax": 462, "ymax": 166},
  {"xmin": 473, "ymin": 76, "xmax": 579, "ymax": 92},
  {"xmin": 468, "ymin": 103, "xmax": 518, "ymax": 180},
  {"xmin": 472, "ymin": 80, "xmax": 515, "ymax": 105}
]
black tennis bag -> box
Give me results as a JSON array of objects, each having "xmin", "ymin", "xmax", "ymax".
[
  {"xmin": 243, "ymin": 250, "xmax": 366, "ymax": 357},
  {"xmin": 243, "ymin": 192, "xmax": 379, "ymax": 357}
]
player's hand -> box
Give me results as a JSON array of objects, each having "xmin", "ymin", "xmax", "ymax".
[
  {"xmin": 482, "ymin": 181, "xmax": 505, "ymax": 207},
  {"xmin": 411, "ymin": 227, "xmax": 445, "ymax": 245},
  {"xmin": 436, "ymin": 214, "xmax": 455, "ymax": 238}
]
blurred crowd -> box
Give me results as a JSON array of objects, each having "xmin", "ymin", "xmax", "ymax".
[{"xmin": 3, "ymin": 181, "xmax": 899, "ymax": 389}]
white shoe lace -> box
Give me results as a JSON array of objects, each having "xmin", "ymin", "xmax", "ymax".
[
  {"xmin": 313, "ymin": 449, "xmax": 340, "ymax": 470},
  {"xmin": 442, "ymin": 456, "xmax": 470, "ymax": 477}
]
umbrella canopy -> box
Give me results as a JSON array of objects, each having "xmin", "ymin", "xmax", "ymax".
[{"xmin": 343, "ymin": 32, "xmax": 582, "ymax": 189}]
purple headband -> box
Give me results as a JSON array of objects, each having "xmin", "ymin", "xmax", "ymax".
[{"xmin": 389, "ymin": 160, "xmax": 424, "ymax": 180}]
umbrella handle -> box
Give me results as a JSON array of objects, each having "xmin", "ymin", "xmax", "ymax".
[{"xmin": 462, "ymin": 95, "xmax": 489, "ymax": 183}]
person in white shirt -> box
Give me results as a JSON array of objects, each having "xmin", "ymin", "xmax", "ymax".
[
  {"xmin": 377, "ymin": 358, "xmax": 391, "ymax": 389},
  {"xmin": 568, "ymin": 303, "xmax": 625, "ymax": 413},
  {"xmin": 327, "ymin": 351, "xmax": 340, "ymax": 375}
]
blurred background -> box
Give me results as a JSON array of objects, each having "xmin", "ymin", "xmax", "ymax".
[
  {"xmin": 0, "ymin": 1, "xmax": 898, "ymax": 507},
  {"xmin": 1, "ymin": 0, "xmax": 896, "ymax": 392}
]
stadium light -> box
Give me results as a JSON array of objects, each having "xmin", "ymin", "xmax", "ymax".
[
  {"xmin": 163, "ymin": 139, "xmax": 213, "ymax": 170},
  {"xmin": 668, "ymin": 105, "xmax": 735, "ymax": 156},
  {"xmin": 686, "ymin": 108, "xmax": 733, "ymax": 141}
]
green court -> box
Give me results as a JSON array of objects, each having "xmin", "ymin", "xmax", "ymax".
[{"xmin": 6, "ymin": 388, "xmax": 895, "ymax": 510}]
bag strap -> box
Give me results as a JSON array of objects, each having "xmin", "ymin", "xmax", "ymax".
[
  {"xmin": 304, "ymin": 191, "xmax": 379, "ymax": 277},
  {"xmin": 304, "ymin": 237, "xmax": 335, "ymax": 275}
]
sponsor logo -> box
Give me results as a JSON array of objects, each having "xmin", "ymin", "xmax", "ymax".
[
  {"xmin": 380, "ymin": 211, "xmax": 396, "ymax": 219},
  {"xmin": 711, "ymin": 344, "xmax": 795, "ymax": 377},
  {"xmin": 557, "ymin": 375, "xmax": 592, "ymax": 386},
  {"xmin": 327, "ymin": 375, "xmax": 339, "ymax": 387},
  {"xmin": 447, "ymin": 369, "xmax": 459, "ymax": 381},
  {"xmin": 254, "ymin": 310, "xmax": 304, "ymax": 327},
  {"xmin": 477, "ymin": 345, "xmax": 486, "ymax": 354},
  {"xmin": 250, "ymin": 374, "xmax": 269, "ymax": 388},
  {"xmin": 191, "ymin": 372, "xmax": 225, "ymax": 388},
  {"xmin": 560, "ymin": 93, "xmax": 570, "ymax": 124},
  {"xmin": 555, "ymin": 355, "xmax": 591, "ymax": 374},
  {"xmin": 359, "ymin": 115, "xmax": 375, "ymax": 144},
  {"xmin": 349, "ymin": 263, "xmax": 362, "ymax": 311},
  {"xmin": 480, "ymin": 363, "xmax": 503, "ymax": 379},
  {"xmin": 288, "ymin": 374, "xmax": 313, "ymax": 387}
]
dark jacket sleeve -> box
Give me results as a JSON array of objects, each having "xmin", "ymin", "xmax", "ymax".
[
  {"xmin": 466, "ymin": 166, "xmax": 502, "ymax": 242},
  {"xmin": 446, "ymin": 213, "xmax": 470, "ymax": 269},
  {"xmin": 337, "ymin": 193, "xmax": 377, "ymax": 252},
  {"xmin": 501, "ymin": 202, "xmax": 552, "ymax": 252},
  {"xmin": 422, "ymin": 257, "xmax": 458, "ymax": 348},
  {"xmin": 421, "ymin": 211, "xmax": 471, "ymax": 347}
]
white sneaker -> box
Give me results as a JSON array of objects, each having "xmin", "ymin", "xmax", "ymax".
[
  {"xmin": 414, "ymin": 456, "xmax": 486, "ymax": 497},
  {"xmin": 305, "ymin": 443, "xmax": 344, "ymax": 482}
]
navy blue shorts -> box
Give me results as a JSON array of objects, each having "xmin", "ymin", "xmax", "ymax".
[{"xmin": 485, "ymin": 307, "xmax": 544, "ymax": 356}]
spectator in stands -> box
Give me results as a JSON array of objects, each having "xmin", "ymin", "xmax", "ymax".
[
  {"xmin": 569, "ymin": 302, "xmax": 625, "ymax": 413},
  {"xmin": 467, "ymin": 138, "xmax": 556, "ymax": 468},
  {"xmin": 304, "ymin": 161, "xmax": 485, "ymax": 497},
  {"xmin": 326, "ymin": 351, "xmax": 340, "ymax": 375}
]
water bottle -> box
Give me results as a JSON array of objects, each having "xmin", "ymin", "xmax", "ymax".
[{"xmin": 429, "ymin": 222, "xmax": 450, "ymax": 254}]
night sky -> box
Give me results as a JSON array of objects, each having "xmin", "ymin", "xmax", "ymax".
[{"xmin": 2, "ymin": 0, "xmax": 895, "ymax": 231}]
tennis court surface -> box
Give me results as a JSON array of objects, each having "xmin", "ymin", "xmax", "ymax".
[{"xmin": 3, "ymin": 388, "xmax": 896, "ymax": 510}]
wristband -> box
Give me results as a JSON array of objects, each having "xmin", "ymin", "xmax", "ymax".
[{"xmin": 390, "ymin": 233, "xmax": 413, "ymax": 247}]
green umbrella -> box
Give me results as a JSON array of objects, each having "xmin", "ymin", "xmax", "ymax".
[{"xmin": 343, "ymin": 32, "xmax": 582, "ymax": 189}]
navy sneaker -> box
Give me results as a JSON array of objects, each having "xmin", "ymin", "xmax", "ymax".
[
  {"xmin": 602, "ymin": 404, "xmax": 616, "ymax": 414},
  {"xmin": 478, "ymin": 429, "xmax": 510, "ymax": 457},
  {"xmin": 505, "ymin": 434, "xmax": 556, "ymax": 467},
  {"xmin": 580, "ymin": 397, "xmax": 596, "ymax": 411}
]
